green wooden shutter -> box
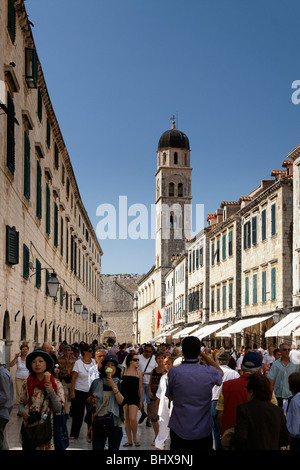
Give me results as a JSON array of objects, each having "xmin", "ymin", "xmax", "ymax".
[
  {"xmin": 222, "ymin": 285, "xmax": 226, "ymax": 311},
  {"xmin": 262, "ymin": 271, "xmax": 267, "ymax": 302},
  {"xmin": 70, "ymin": 235, "xmax": 74, "ymax": 270},
  {"xmin": 229, "ymin": 283, "xmax": 233, "ymax": 309},
  {"xmin": 271, "ymin": 204, "xmax": 276, "ymax": 236},
  {"xmin": 245, "ymin": 277, "xmax": 249, "ymax": 305},
  {"xmin": 45, "ymin": 269, "xmax": 50, "ymax": 295},
  {"xmin": 60, "ymin": 286, "xmax": 64, "ymax": 306},
  {"xmin": 46, "ymin": 183, "xmax": 50, "ymax": 235},
  {"xmin": 66, "ymin": 226, "xmax": 69, "ymax": 264},
  {"xmin": 54, "ymin": 143, "xmax": 59, "ymax": 169},
  {"xmin": 35, "ymin": 258, "xmax": 41, "ymax": 289},
  {"xmin": 78, "ymin": 248, "xmax": 81, "ymax": 278},
  {"xmin": 244, "ymin": 221, "xmax": 251, "ymax": 249},
  {"xmin": 222, "ymin": 234, "xmax": 226, "ymax": 260},
  {"xmin": 6, "ymin": 91, "xmax": 15, "ymax": 174},
  {"xmin": 24, "ymin": 131, "xmax": 31, "ymax": 200},
  {"xmin": 271, "ymin": 267, "xmax": 276, "ymax": 300},
  {"xmin": 6, "ymin": 225, "xmax": 19, "ymax": 265},
  {"xmin": 36, "ymin": 160, "xmax": 42, "ymax": 220},
  {"xmin": 74, "ymin": 241, "xmax": 77, "ymax": 276},
  {"xmin": 60, "ymin": 217, "xmax": 64, "ymax": 256},
  {"xmin": 252, "ymin": 216, "xmax": 257, "ymax": 245},
  {"xmin": 228, "ymin": 230, "xmax": 233, "ymax": 256},
  {"xmin": 37, "ymin": 87, "xmax": 42, "ymax": 122},
  {"xmin": 211, "ymin": 289, "xmax": 214, "ymax": 313},
  {"xmin": 216, "ymin": 240, "xmax": 220, "ymax": 263},
  {"xmin": 46, "ymin": 118, "xmax": 51, "ymax": 148},
  {"xmin": 199, "ymin": 246, "xmax": 203, "ymax": 266},
  {"xmin": 23, "ymin": 244, "xmax": 30, "ymax": 279},
  {"xmin": 262, "ymin": 209, "xmax": 266, "ymax": 240},
  {"xmin": 54, "ymin": 202, "xmax": 58, "ymax": 247},
  {"xmin": 7, "ymin": 0, "xmax": 16, "ymax": 44},
  {"xmin": 253, "ymin": 274, "xmax": 257, "ymax": 304}
]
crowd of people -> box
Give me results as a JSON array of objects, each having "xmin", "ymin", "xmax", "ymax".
[{"xmin": 0, "ymin": 337, "xmax": 300, "ymax": 451}]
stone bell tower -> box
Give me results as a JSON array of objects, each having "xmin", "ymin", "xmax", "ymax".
[{"xmin": 155, "ymin": 116, "xmax": 192, "ymax": 273}]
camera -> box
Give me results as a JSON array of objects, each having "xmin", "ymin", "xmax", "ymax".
[{"xmin": 27, "ymin": 411, "xmax": 41, "ymax": 425}]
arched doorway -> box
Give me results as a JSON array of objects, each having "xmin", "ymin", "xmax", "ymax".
[{"xmin": 101, "ymin": 329, "xmax": 117, "ymax": 345}]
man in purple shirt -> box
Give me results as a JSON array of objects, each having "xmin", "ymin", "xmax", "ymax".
[{"xmin": 166, "ymin": 336, "xmax": 223, "ymax": 451}]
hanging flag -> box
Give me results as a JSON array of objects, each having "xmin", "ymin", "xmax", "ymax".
[{"xmin": 157, "ymin": 310, "xmax": 162, "ymax": 329}]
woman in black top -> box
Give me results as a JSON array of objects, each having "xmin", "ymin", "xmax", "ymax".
[{"xmin": 122, "ymin": 353, "xmax": 143, "ymax": 447}]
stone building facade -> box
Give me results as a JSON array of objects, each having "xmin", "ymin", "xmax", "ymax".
[
  {"xmin": 137, "ymin": 115, "xmax": 297, "ymax": 347},
  {"xmin": 100, "ymin": 275, "xmax": 140, "ymax": 345},
  {"xmin": 0, "ymin": 0, "xmax": 103, "ymax": 367}
]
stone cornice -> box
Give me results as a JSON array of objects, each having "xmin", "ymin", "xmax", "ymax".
[{"xmin": 238, "ymin": 178, "xmax": 292, "ymax": 217}]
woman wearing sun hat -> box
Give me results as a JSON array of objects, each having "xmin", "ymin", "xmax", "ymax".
[{"xmin": 18, "ymin": 349, "xmax": 65, "ymax": 450}]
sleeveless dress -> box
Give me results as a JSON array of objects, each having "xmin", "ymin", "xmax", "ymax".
[
  {"xmin": 122, "ymin": 373, "xmax": 140, "ymax": 407},
  {"xmin": 150, "ymin": 368, "xmax": 164, "ymax": 398}
]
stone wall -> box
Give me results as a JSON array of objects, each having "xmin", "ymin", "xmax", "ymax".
[{"xmin": 101, "ymin": 275, "xmax": 140, "ymax": 344}]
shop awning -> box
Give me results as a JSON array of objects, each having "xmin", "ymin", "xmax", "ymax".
[
  {"xmin": 292, "ymin": 327, "xmax": 300, "ymax": 337},
  {"xmin": 148, "ymin": 327, "xmax": 180, "ymax": 343},
  {"xmin": 265, "ymin": 312, "xmax": 300, "ymax": 338},
  {"xmin": 148, "ymin": 332, "xmax": 165, "ymax": 343},
  {"xmin": 173, "ymin": 324, "xmax": 199, "ymax": 339},
  {"xmin": 193, "ymin": 322, "xmax": 228, "ymax": 340},
  {"xmin": 216, "ymin": 315, "xmax": 273, "ymax": 337},
  {"xmin": 165, "ymin": 327, "xmax": 180, "ymax": 336}
]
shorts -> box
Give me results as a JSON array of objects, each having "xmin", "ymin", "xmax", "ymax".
[{"xmin": 142, "ymin": 383, "xmax": 150, "ymax": 405}]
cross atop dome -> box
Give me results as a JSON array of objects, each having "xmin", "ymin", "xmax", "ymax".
[{"xmin": 170, "ymin": 115, "xmax": 176, "ymax": 129}]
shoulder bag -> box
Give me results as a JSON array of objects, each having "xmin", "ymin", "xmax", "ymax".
[{"xmin": 21, "ymin": 392, "xmax": 52, "ymax": 450}]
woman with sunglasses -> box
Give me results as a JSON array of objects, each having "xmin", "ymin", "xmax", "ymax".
[
  {"xmin": 122, "ymin": 353, "xmax": 143, "ymax": 447},
  {"xmin": 70, "ymin": 344, "xmax": 96, "ymax": 440}
]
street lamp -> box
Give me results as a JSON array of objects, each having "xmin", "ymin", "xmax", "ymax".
[
  {"xmin": 82, "ymin": 307, "xmax": 89, "ymax": 321},
  {"xmin": 98, "ymin": 316, "xmax": 103, "ymax": 327},
  {"xmin": 74, "ymin": 297, "xmax": 82, "ymax": 315},
  {"xmin": 104, "ymin": 321, "xmax": 109, "ymax": 330},
  {"xmin": 273, "ymin": 311, "xmax": 280, "ymax": 324},
  {"xmin": 47, "ymin": 272, "xmax": 60, "ymax": 298}
]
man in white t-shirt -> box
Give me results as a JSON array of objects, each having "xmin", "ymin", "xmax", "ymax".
[
  {"xmin": 290, "ymin": 344, "xmax": 300, "ymax": 364},
  {"xmin": 138, "ymin": 344, "xmax": 157, "ymax": 426}
]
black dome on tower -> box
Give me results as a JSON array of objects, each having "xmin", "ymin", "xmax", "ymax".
[{"xmin": 158, "ymin": 121, "xmax": 190, "ymax": 151}]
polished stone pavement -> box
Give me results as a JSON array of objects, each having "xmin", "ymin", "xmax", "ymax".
[{"xmin": 5, "ymin": 405, "xmax": 169, "ymax": 451}]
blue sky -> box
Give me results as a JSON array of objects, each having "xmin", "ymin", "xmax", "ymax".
[{"xmin": 26, "ymin": 0, "xmax": 300, "ymax": 274}]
